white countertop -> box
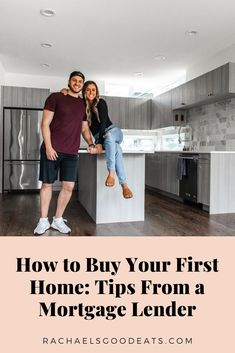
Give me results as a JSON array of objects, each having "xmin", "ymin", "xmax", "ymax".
[
  {"xmin": 79, "ymin": 148, "xmax": 235, "ymax": 155},
  {"xmin": 79, "ymin": 149, "xmax": 153, "ymax": 154},
  {"xmin": 152, "ymin": 150, "xmax": 208, "ymax": 154},
  {"xmin": 153, "ymin": 150, "xmax": 235, "ymax": 154},
  {"xmin": 210, "ymin": 151, "xmax": 235, "ymax": 154}
]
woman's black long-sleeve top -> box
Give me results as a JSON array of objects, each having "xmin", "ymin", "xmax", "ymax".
[{"xmin": 89, "ymin": 98, "xmax": 113, "ymax": 145}]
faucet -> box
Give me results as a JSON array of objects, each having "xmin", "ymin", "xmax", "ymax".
[{"xmin": 178, "ymin": 125, "xmax": 183, "ymax": 144}]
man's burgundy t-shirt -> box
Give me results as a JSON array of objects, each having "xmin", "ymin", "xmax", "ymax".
[{"xmin": 44, "ymin": 92, "xmax": 87, "ymax": 155}]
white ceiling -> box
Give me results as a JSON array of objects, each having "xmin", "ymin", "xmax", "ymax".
[{"xmin": 1, "ymin": 0, "xmax": 235, "ymax": 92}]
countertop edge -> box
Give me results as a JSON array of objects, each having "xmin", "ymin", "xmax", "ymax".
[{"xmin": 152, "ymin": 151, "xmax": 235, "ymax": 154}]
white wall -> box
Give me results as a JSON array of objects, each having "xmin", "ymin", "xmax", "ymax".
[
  {"xmin": 4, "ymin": 72, "xmax": 71, "ymax": 92},
  {"xmin": 186, "ymin": 43, "xmax": 235, "ymax": 81},
  {"xmin": 4, "ymin": 72, "xmax": 105, "ymax": 94}
]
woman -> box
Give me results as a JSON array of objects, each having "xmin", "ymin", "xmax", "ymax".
[
  {"xmin": 84, "ymin": 81, "xmax": 133, "ymax": 198},
  {"xmin": 63, "ymin": 81, "xmax": 133, "ymax": 199}
]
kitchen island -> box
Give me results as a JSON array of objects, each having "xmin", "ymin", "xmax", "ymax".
[{"xmin": 78, "ymin": 151, "xmax": 148, "ymax": 224}]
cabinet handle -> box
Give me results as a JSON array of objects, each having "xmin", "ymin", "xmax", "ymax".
[{"xmin": 178, "ymin": 156, "xmax": 198, "ymax": 160}]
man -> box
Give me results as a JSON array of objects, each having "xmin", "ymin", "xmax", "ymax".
[{"xmin": 34, "ymin": 71, "xmax": 94, "ymax": 235}]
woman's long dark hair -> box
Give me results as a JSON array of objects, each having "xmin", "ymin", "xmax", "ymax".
[{"xmin": 82, "ymin": 81, "xmax": 100, "ymax": 125}]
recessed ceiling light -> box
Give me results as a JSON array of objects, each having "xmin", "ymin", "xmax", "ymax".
[
  {"xmin": 40, "ymin": 63, "xmax": 50, "ymax": 68},
  {"xmin": 40, "ymin": 9, "xmax": 56, "ymax": 17},
  {"xmin": 185, "ymin": 30, "xmax": 198, "ymax": 36},
  {"xmin": 41, "ymin": 42, "xmax": 52, "ymax": 48},
  {"xmin": 154, "ymin": 55, "xmax": 166, "ymax": 61},
  {"xmin": 134, "ymin": 72, "xmax": 144, "ymax": 77}
]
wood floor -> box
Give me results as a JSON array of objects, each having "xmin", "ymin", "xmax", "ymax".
[{"xmin": 0, "ymin": 190, "xmax": 234, "ymax": 236}]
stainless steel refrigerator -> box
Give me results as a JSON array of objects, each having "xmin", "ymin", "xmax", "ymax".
[{"xmin": 3, "ymin": 108, "xmax": 43, "ymax": 191}]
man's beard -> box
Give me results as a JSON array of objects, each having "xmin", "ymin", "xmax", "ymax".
[{"xmin": 68, "ymin": 83, "xmax": 81, "ymax": 94}]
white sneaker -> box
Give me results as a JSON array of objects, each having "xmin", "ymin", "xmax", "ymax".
[
  {"xmin": 51, "ymin": 217, "xmax": 71, "ymax": 234},
  {"xmin": 34, "ymin": 218, "xmax": 50, "ymax": 235}
]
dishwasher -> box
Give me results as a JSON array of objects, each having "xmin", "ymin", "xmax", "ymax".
[{"xmin": 178, "ymin": 154, "xmax": 198, "ymax": 202}]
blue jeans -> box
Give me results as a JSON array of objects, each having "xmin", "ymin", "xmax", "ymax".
[{"xmin": 95, "ymin": 126, "xmax": 127, "ymax": 184}]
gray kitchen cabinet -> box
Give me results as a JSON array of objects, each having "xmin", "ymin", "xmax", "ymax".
[
  {"xmin": 145, "ymin": 154, "xmax": 151, "ymax": 185},
  {"xmin": 151, "ymin": 91, "xmax": 173, "ymax": 128},
  {"xmin": 201, "ymin": 64, "xmax": 228, "ymax": 101},
  {"xmin": 145, "ymin": 153, "xmax": 154, "ymax": 187},
  {"xmin": 171, "ymin": 62, "xmax": 235, "ymax": 110},
  {"xmin": 145, "ymin": 153, "xmax": 163, "ymax": 190},
  {"xmin": 145, "ymin": 152, "xmax": 179, "ymax": 196},
  {"xmin": 105, "ymin": 96, "xmax": 130, "ymax": 128},
  {"xmin": 197, "ymin": 154, "xmax": 210, "ymax": 206},
  {"xmin": 154, "ymin": 153, "xmax": 163, "ymax": 190},
  {"xmin": 195, "ymin": 74, "xmax": 208, "ymax": 104},
  {"xmin": 3, "ymin": 86, "xmax": 49, "ymax": 109},
  {"xmin": 105, "ymin": 96, "xmax": 122, "ymax": 127},
  {"xmin": 140, "ymin": 99, "xmax": 152, "ymax": 129},
  {"xmin": 160, "ymin": 153, "xmax": 179, "ymax": 195},
  {"xmin": 158, "ymin": 152, "xmax": 167, "ymax": 191},
  {"xmin": 125, "ymin": 97, "xmax": 151, "ymax": 129},
  {"xmin": 160, "ymin": 152, "xmax": 168, "ymax": 191},
  {"xmin": 171, "ymin": 85, "xmax": 184, "ymax": 110},
  {"xmin": 25, "ymin": 87, "xmax": 50, "ymax": 109},
  {"xmin": 172, "ymin": 76, "xmax": 203, "ymax": 109},
  {"xmin": 3, "ymin": 86, "xmax": 25, "ymax": 108},
  {"xmin": 118, "ymin": 97, "xmax": 129, "ymax": 128},
  {"xmin": 184, "ymin": 79, "xmax": 197, "ymax": 106},
  {"xmin": 105, "ymin": 96, "xmax": 151, "ymax": 129},
  {"xmin": 166, "ymin": 153, "xmax": 180, "ymax": 195},
  {"xmin": 151, "ymin": 95, "xmax": 162, "ymax": 129}
]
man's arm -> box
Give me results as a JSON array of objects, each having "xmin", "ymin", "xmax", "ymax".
[
  {"xmin": 81, "ymin": 121, "xmax": 102, "ymax": 154},
  {"xmin": 41, "ymin": 109, "xmax": 58, "ymax": 160},
  {"xmin": 81, "ymin": 121, "xmax": 93, "ymax": 145}
]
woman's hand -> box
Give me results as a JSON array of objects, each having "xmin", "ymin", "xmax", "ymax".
[
  {"xmin": 95, "ymin": 144, "xmax": 103, "ymax": 154},
  {"xmin": 87, "ymin": 144, "xmax": 103, "ymax": 154},
  {"xmin": 60, "ymin": 88, "xmax": 69, "ymax": 95},
  {"xmin": 88, "ymin": 147, "xmax": 98, "ymax": 154},
  {"xmin": 46, "ymin": 147, "xmax": 58, "ymax": 160}
]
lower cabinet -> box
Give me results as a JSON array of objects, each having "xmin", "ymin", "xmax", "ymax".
[
  {"xmin": 145, "ymin": 153, "xmax": 163, "ymax": 189},
  {"xmin": 145, "ymin": 153, "xmax": 179, "ymax": 196},
  {"xmin": 165, "ymin": 153, "xmax": 180, "ymax": 195},
  {"xmin": 146, "ymin": 152, "xmax": 211, "ymax": 208},
  {"xmin": 197, "ymin": 154, "xmax": 210, "ymax": 206}
]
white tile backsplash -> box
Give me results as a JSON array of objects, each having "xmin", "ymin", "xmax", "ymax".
[{"xmin": 187, "ymin": 98, "xmax": 235, "ymax": 151}]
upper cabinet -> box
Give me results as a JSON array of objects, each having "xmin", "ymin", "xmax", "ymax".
[
  {"xmin": 3, "ymin": 86, "xmax": 50, "ymax": 109},
  {"xmin": 152, "ymin": 62, "xmax": 234, "ymax": 127},
  {"xmin": 104, "ymin": 96, "xmax": 151, "ymax": 130},
  {"xmin": 151, "ymin": 91, "xmax": 173, "ymax": 129},
  {"xmin": 152, "ymin": 91, "xmax": 186, "ymax": 128},
  {"xmin": 204, "ymin": 64, "xmax": 229, "ymax": 98},
  {"xmin": 172, "ymin": 77, "xmax": 200, "ymax": 109},
  {"xmin": 171, "ymin": 63, "xmax": 234, "ymax": 110}
]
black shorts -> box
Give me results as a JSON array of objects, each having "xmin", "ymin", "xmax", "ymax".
[{"xmin": 39, "ymin": 147, "xmax": 78, "ymax": 183}]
